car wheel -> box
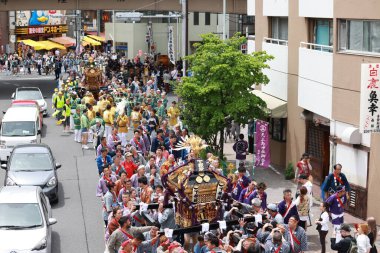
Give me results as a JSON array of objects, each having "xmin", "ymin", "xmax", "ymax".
[
  {"xmin": 51, "ymin": 187, "xmax": 59, "ymax": 204},
  {"xmin": 51, "ymin": 196, "xmax": 59, "ymax": 204}
]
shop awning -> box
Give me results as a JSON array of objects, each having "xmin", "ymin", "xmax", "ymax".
[
  {"xmin": 87, "ymin": 34, "xmax": 105, "ymax": 42},
  {"xmin": 49, "ymin": 36, "xmax": 76, "ymax": 47},
  {"xmin": 19, "ymin": 39, "xmax": 45, "ymax": 50},
  {"xmin": 252, "ymin": 90, "xmax": 288, "ymax": 118},
  {"xmin": 38, "ymin": 40, "xmax": 66, "ymax": 50},
  {"xmin": 82, "ymin": 36, "xmax": 101, "ymax": 46}
]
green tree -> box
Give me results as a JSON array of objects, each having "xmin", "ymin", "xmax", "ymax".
[{"xmin": 176, "ymin": 33, "xmax": 273, "ymax": 158}]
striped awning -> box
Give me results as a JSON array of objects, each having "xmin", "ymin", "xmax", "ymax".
[
  {"xmin": 87, "ymin": 34, "xmax": 105, "ymax": 42},
  {"xmin": 19, "ymin": 39, "xmax": 45, "ymax": 50},
  {"xmin": 49, "ymin": 36, "xmax": 76, "ymax": 47},
  {"xmin": 38, "ymin": 40, "xmax": 66, "ymax": 50},
  {"xmin": 82, "ymin": 36, "xmax": 101, "ymax": 46}
]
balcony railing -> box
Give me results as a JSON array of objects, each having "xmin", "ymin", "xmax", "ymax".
[
  {"xmin": 247, "ymin": 35, "xmax": 255, "ymax": 41},
  {"xmin": 264, "ymin": 37, "xmax": 288, "ymax": 46},
  {"xmin": 300, "ymin": 42, "xmax": 333, "ymax": 53}
]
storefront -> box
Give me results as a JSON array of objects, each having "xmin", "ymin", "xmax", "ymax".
[
  {"xmin": 15, "ymin": 10, "xmax": 68, "ymax": 43},
  {"xmin": 251, "ymin": 90, "xmax": 288, "ymax": 168}
]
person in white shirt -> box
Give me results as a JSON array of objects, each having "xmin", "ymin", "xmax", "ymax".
[
  {"xmin": 356, "ymin": 223, "xmax": 372, "ymax": 253},
  {"xmin": 315, "ymin": 202, "xmax": 330, "ymax": 253},
  {"xmin": 298, "ymin": 174, "xmax": 313, "ymax": 209},
  {"xmin": 267, "ymin": 203, "xmax": 284, "ymax": 224}
]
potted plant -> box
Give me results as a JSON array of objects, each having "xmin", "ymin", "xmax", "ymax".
[{"xmin": 285, "ymin": 162, "xmax": 295, "ymax": 180}]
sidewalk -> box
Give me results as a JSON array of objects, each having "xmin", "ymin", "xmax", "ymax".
[
  {"xmin": 223, "ymin": 132, "xmax": 380, "ymax": 252},
  {"xmin": 0, "ymin": 69, "xmax": 56, "ymax": 80}
]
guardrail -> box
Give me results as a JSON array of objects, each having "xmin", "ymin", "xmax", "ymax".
[
  {"xmin": 264, "ymin": 37, "xmax": 288, "ymax": 46},
  {"xmin": 300, "ymin": 42, "xmax": 333, "ymax": 52}
]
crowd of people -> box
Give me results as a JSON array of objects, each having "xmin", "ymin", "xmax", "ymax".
[{"xmin": 45, "ymin": 49, "xmax": 379, "ymax": 253}]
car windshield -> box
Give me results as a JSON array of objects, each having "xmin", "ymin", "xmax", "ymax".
[
  {"xmin": 1, "ymin": 122, "xmax": 36, "ymax": 137},
  {"xmin": 15, "ymin": 90, "xmax": 42, "ymax": 100},
  {"xmin": 10, "ymin": 153, "xmax": 52, "ymax": 171},
  {"xmin": 0, "ymin": 203, "xmax": 43, "ymax": 228}
]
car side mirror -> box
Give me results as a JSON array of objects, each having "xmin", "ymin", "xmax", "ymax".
[
  {"xmin": 37, "ymin": 130, "xmax": 41, "ymax": 135},
  {"xmin": 2, "ymin": 111, "xmax": 5, "ymax": 114},
  {"xmin": 48, "ymin": 218, "xmax": 57, "ymax": 226},
  {"xmin": 43, "ymin": 96, "xmax": 47, "ymax": 99},
  {"xmin": 1, "ymin": 164, "xmax": 6, "ymax": 170},
  {"xmin": 55, "ymin": 163, "xmax": 61, "ymax": 169},
  {"xmin": 11, "ymin": 93, "xmax": 15, "ymax": 99}
]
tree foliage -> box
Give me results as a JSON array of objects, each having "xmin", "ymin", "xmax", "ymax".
[{"xmin": 176, "ymin": 33, "xmax": 273, "ymax": 156}]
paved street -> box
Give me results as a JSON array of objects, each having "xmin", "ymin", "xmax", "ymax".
[{"xmin": 0, "ymin": 78, "xmax": 104, "ymax": 253}]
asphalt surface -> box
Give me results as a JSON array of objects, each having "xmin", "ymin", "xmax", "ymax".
[{"xmin": 0, "ymin": 78, "xmax": 105, "ymax": 253}]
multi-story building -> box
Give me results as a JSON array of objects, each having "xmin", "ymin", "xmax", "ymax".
[
  {"xmin": 248, "ymin": 0, "xmax": 380, "ymax": 220},
  {"xmin": 105, "ymin": 11, "xmax": 251, "ymax": 59}
]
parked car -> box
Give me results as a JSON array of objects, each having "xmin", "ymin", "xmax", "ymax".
[
  {"xmin": 11, "ymin": 87, "xmax": 48, "ymax": 116},
  {"xmin": 1, "ymin": 144, "xmax": 61, "ymax": 203},
  {"xmin": 0, "ymin": 107, "xmax": 42, "ymax": 162},
  {"xmin": 10, "ymin": 99, "xmax": 44, "ymax": 126},
  {"xmin": 0, "ymin": 186, "xmax": 57, "ymax": 252}
]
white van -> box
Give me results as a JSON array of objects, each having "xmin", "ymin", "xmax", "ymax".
[{"xmin": 0, "ymin": 107, "xmax": 42, "ymax": 162}]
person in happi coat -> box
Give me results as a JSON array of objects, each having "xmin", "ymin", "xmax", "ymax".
[
  {"xmin": 238, "ymin": 181, "xmax": 257, "ymax": 204},
  {"xmin": 322, "ymin": 163, "xmax": 351, "ymax": 200},
  {"xmin": 251, "ymin": 182, "xmax": 268, "ymax": 210},
  {"xmin": 278, "ymin": 189, "xmax": 299, "ymax": 224},
  {"xmin": 264, "ymin": 229, "xmax": 291, "ymax": 253},
  {"xmin": 232, "ymin": 166, "xmax": 251, "ymax": 200},
  {"xmin": 107, "ymin": 215, "xmax": 153, "ymax": 253},
  {"xmin": 283, "ymin": 216, "xmax": 308, "ymax": 253},
  {"xmin": 233, "ymin": 134, "xmax": 249, "ymax": 169},
  {"xmin": 326, "ymin": 185, "xmax": 347, "ymax": 231}
]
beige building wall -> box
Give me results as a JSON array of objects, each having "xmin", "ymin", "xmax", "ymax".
[
  {"xmin": 253, "ymin": 0, "xmax": 267, "ymax": 51},
  {"xmin": 332, "ymin": 0, "xmax": 380, "ymax": 125},
  {"xmin": 286, "ymin": 0, "xmax": 307, "ymax": 166},
  {"xmin": 254, "ymin": 0, "xmax": 380, "ymax": 220},
  {"xmin": 333, "ymin": 0, "xmax": 380, "ymax": 221}
]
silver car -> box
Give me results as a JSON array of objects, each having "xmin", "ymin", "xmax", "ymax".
[
  {"xmin": 0, "ymin": 186, "xmax": 57, "ymax": 252},
  {"xmin": 2, "ymin": 144, "xmax": 61, "ymax": 203},
  {"xmin": 11, "ymin": 87, "xmax": 48, "ymax": 116}
]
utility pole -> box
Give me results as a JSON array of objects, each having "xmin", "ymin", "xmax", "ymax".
[
  {"xmin": 97, "ymin": 10, "xmax": 101, "ymax": 36},
  {"xmin": 75, "ymin": 0, "xmax": 80, "ymax": 53},
  {"xmin": 181, "ymin": 0, "xmax": 188, "ymax": 76},
  {"xmin": 222, "ymin": 0, "xmax": 226, "ymax": 40},
  {"xmin": 112, "ymin": 10, "xmax": 115, "ymax": 53}
]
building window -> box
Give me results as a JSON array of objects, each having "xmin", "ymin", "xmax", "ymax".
[
  {"xmin": 270, "ymin": 17, "xmax": 288, "ymax": 41},
  {"xmin": 307, "ymin": 19, "xmax": 333, "ymax": 52},
  {"xmin": 313, "ymin": 19, "xmax": 333, "ymax": 46},
  {"xmin": 339, "ymin": 19, "xmax": 380, "ymax": 54},
  {"xmin": 270, "ymin": 118, "xmax": 287, "ymax": 142},
  {"xmin": 194, "ymin": 12, "xmax": 199, "ymax": 26},
  {"xmin": 242, "ymin": 15, "xmax": 254, "ymax": 25},
  {"xmin": 205, "ymin": 12, "xmax": 211, "ymax": 26}
]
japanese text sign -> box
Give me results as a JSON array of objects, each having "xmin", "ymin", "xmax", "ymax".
[
  {"xmin": 255, "ymin": 120, "xmax": 270, "ymax": 168},
  {"xmin": 168, "ymin": 25, "xmax": 175, "ymax": 64},
  {"xmin": 360, "ymin": 63, "xmax": 380, "ymax": 134}
]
